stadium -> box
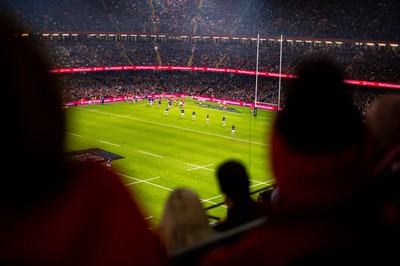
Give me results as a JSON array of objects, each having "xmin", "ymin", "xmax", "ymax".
[{"xmin": 2, "ymin": 0, "xmax": 400, "ymax": 265}]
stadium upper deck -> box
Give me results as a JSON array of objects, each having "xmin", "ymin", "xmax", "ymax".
[{"xmin": 2, "ymin": 0, "xmax": 400, "ymax": 42}]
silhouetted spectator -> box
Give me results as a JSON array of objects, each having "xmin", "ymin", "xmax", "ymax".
[
  {"xmin": 0, "ymin": 13, "xmax": 167, "ymax": 266},
  {"xmin": 212, "ymin": 160, "xmax": 264, "ymax": 232}
]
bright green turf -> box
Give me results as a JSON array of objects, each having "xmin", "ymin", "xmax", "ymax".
[{"xmin": 64, "ymin": 98, "xmax": 276, "ymax": 228}]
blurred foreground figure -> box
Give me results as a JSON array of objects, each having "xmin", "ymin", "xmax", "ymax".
[
  {"xmin": 367, "ymin": 93, "xmax": 400, "ymax": 176},
  {"xmin": 157, "ymin": 188, "xmax": 216, "ymax": 256},
  {"xmin": 0, "ymin": 14, "xmax": 166, "ymax": 265},
  {"xmin": 200, "ymin": 55, "xmax": 381, "ymax": 265},
  {"xmin": 366, "ymin": 94, "xmax": 400, "ymax": 260}
]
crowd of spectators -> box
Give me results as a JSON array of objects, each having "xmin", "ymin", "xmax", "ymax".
[
  {"xmin": 58, "ymin": 71, "xmax": 280, "ymax": 107},
  {"xmin": 2, "ymin": 0, "xmax": 399, "ymax": 119},
  {"xmin": 0, "ymin": 1, "xmax": 398, "ymax": 118},
  {"xmin": 3, "ymin": 0, "xmax": 399, "ymax": 42},
  {"xmin": 42, "ymin": 38, "xmax": 400, "ymax": 84},
  {"xmin": 49, "ymin": 37, "xmax": 399, "ymax": 119}
]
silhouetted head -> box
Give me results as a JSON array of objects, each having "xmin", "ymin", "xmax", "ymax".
[
  {"xmin": 277, "ymin": 56, "xmax": 364, "ymax": 152},
  {"xmin": 216, "ymin": 160, "xmax": 250, "ymax": 201},
  {"xmin": 0, "ymin": 14, "xmax": 66, "ymax": 211},
  {"xmin": 270, "ymin": 55, "xmax": 370, "ymax": 208}
]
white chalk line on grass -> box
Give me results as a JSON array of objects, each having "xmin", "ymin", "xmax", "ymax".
[
  {"xmin": 139, "ymin": 150, "xmax": 164, "ymax": 158},
  {"xmin": 117, "ymin": 172, "xmax": 224, "ymax": 207},
  {"xmin": 120, "ymin": 173, "xmax": 173, "ymax": 191},
  {"xmin": 79, "ymin": 108, "xmax": 268, "ymax": 146},
  {"xmin": 118, "ymin": 171, "xmax": 273, "ymax": 212},
  {"xmin": 186, "ymin": 163, "xmax": 215, "ymax": 172},
  {"xmin": 99, "ymin": 140, "xmax": 120, "ymax": 146},
  {"xmin": 250, "ymin": 179, "xmax": 275, "ymax": 189},
  {"xmin": 125, "ymin": 176, "xmax": 161, "ymax": 186},
  {"xmin": 64, "ymin": 132, "xmax": 81, "ymax": 137},
  {"xmin": 112, "ymin": 115, "xmax": 131, "ymax": 118},
  {"xmin": 201, "ymin": 195, "xmax": 227, "ymax": 209}
]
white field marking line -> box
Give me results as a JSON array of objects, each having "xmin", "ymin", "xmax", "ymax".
[
  {"xmin": 139, "ymin": 151, "xmax": 164, "ymax": 158},
  {"xmin": 186, "ymin": 163, "xmax": 215, "ymax": 172},
  {"xmin": 249, "ymin": 179, "xmax": 274, "ymax": 185},
  {"xmin": 99, "ymin": 140, "xmax": 120, "ymax": 147},
  {"xmin": 113, "ymin": 115, "xmax": 131, "ymax": 118},
  {"xmin": 118, "ymin": 173, "xmax": 173, "ymax": 191},
  {"xmin": 64, "ymin": 132, "xmax": 81, "ymax": 137},
  {"xmin": 143, "ymin": 216, "xmax": 153, "ymax": 220},
  {"xmin": 125, "ymin": 176, "xmax": 160, "ymax": 186},
  {"xmin": 250, "ymin": 180, "xmax": 275, "ymax": 189},
  {"xmin": 78, "ymin": 108, "xmax": 268, "ymax": 146},
  {"xmin": 201, "ymin": 195, "xmax": 227, "ymax": 208},
  {"xmin": 249, "ymin": 179, "xmax": 264, "ymax": 185},
  {"xmin": 203, "ymin": 194, "xmax": 224, "ymax": 202},
  {"xmin": 118, "ymin": 172, "xmax": 222, "ymax": 206}
]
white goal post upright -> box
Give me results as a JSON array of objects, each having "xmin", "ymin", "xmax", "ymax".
[
  {"xmin": 254, "ymin": 34, "xmax": 283, "ymax": 110},
  {"xmin": 278, "ymin": 34, "xmax": 283, "ymax": 110},
  {"xmin": 254, "ymin": 33, "xmax": 260, "ymax": 109}
]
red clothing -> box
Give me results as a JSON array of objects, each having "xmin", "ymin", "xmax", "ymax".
[
  {"xmin": 200, "ymin": 202, "xmax": 379, "ymax": 266},
  {"xmin": 200, "ymin": 128, "xmax": 378, "ymax": 266},
  {"xmin": 0, "ymin": 163, "xmax": 167, "ymax": 266}
]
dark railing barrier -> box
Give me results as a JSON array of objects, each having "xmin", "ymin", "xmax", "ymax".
[
  {"xmin": 168, "ymin": 216, "xmax": 268, "ymax": 266},
  {"xmin": 205, "ymin": 184, "xmax": 275, "ymax": 222}
]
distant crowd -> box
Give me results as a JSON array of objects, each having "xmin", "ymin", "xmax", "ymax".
[
  {"xmin": 2, "ymin": 0, "xmax": 399, "ymax": 120},
  {"xmin": 44, "ymin": 39, "xmax": 400, "ymax": 84},
  {"xmin": 3, "ymin": 0, "xmax": 399, "ymax": 42},
  {"xmin": 58, "ymin": 69, "xmax": 397, "ymax": 120}
]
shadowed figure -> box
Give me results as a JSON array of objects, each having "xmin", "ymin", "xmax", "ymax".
[
  {"xmin": 0, "ymin": 13, "xmax": 167, "ymax": 266},
  {"xmin": 213, "ymin": 160, "xmax": 264, "ymax": 232}
]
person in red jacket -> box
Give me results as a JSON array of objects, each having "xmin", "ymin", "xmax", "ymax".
[{"xmin": 0, "ymin": 13, "xmax": 167, "ymax": 266}]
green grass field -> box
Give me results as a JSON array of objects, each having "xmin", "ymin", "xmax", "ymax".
[{"xmin": 64, "ymin": 97, "xmax": 276, "ymax": 228}]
